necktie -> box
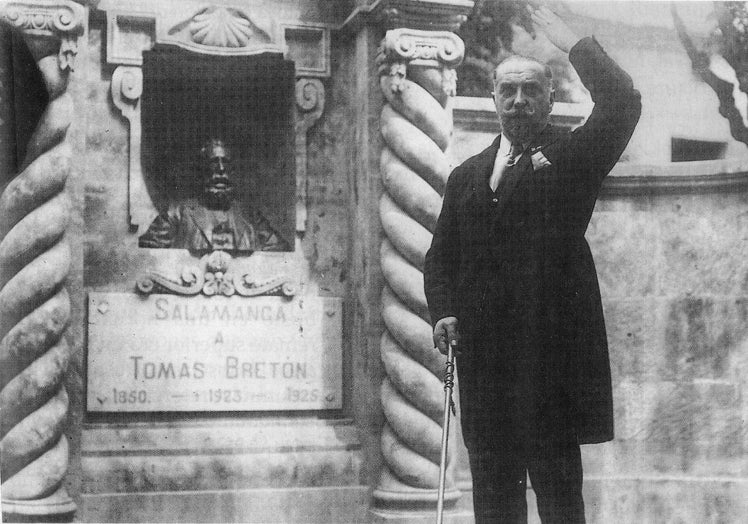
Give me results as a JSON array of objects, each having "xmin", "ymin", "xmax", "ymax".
[{"xmin": 489, "ymin": 142, "xmax": 523, "ymax": 191}]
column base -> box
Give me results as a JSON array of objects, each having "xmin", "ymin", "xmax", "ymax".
[
  {"xmin": 2, "ymin": 486, "xmax": 77, "ymax": 523},
  {"xmin": 371, "ymin": 486, "xmax": 462, "ymax": 510},
  {"xmin": 369, "ymin": 506, "xmax": 474, "ymax": 524},
  {"xmin": 81, "ymin": 486, "xmax": 369, "ymax": 523}
]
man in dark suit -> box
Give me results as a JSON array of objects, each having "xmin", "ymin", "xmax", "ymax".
[{"xmin": 424, "ymin": 7, "xmax": 641, "ymax": 523}]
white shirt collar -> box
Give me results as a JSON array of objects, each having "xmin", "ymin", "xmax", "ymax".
[{"xmin": 497, "ymin": 133, "xmax": 527, "ymax": 160}]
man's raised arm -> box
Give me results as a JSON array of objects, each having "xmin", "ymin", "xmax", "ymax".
[{"xmin": 531, "ymin": 6, "xmax": 642, "ymax": 176}]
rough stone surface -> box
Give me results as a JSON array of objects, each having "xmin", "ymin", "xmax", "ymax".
[{"xmin": 567, "ymin": 186, "xmax": 748, "ymax": 522}]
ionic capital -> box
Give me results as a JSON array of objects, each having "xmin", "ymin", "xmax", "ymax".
[
  {"xmin": 0, "ymin": 0, "xmax": 85, "ymax": 70},
  {"xmin": 379, "ymin": 28, "xmax": 464, "ymax": 69},
  {"xmin": 377, "ymin": 28, "xmax": 464, "ymax": 96}
]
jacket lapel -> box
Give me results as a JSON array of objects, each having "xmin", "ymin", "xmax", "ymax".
[
  {"xmin": 189, "ymin": 205, "xmax": 213, "ymax": 248},
  {"xmin": 473, "ymin": 135, "xmax": 502, "ymax": 188}
]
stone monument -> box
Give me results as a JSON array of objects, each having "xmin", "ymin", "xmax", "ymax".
[{"xmin": 0, "ymin": 1, "xmax": 478, "ymax": 522}]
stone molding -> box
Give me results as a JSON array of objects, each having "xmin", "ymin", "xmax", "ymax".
[
  {"xmin": 0, "ymin": 0, "xmax": 84, "ymax": 70},
  {"xmin": 603, "ymin": 165, "xmax": 748, "ymax": 196},
  {"xmin": 110, "ymin": 65, "xmax": 155, "ymax": 231},
  {"xmin": 294, "ymin": 77, "xmax": 325, "ymax": 231},
  {"xmin": 339, "ymin": 0, "xmax": 473, "ymax": 33},
  {"xmin": 99, "ymin": 0, "xmax": 331, "ymax": 75},
  {"xmin": 373, "ymin": 0, "xmax": 473, "ymax": 31}
]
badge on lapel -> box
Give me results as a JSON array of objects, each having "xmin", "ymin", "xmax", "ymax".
[{"xmin": 530, "ymin": 148, "xmax": 552, "ymax": 171}]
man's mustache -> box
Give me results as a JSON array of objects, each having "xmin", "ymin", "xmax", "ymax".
[
  {"xmin": 502, "ymin": 108, "xmax": 536, "ymax": 118},
  {"xmin": 207, "ymin": 174, "xmax": 232, "ymax": 187}
]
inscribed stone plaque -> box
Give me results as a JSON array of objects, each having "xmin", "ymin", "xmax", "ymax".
[{"xmin": 87, "ymin": 292, "xmax": 342, "ymax": 411}]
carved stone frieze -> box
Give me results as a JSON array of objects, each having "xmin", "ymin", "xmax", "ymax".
[
  {"xmin": 100, "ymin": 1, "xmax": 331, "ymax": 73},
  {"xmin": 136, "ymin": 250, "xmax": 297, "ymax": 298},
  {"xmin": 166, "ymin": 5, "xmax": 281, "ymax": 54},
  {"xmin": 0, "ymin": 0, "xmax": 85, "ymax": 70}
]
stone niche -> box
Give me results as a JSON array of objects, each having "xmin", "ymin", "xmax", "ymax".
[
  {"xmin": 82, "ymin": 1, "xmax": 364, "ymax": 522},
  {"xmin": 136, "ymin": 49, "xmax": 296, "ymax": 252}
]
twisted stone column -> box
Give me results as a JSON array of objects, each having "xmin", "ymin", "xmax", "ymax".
[
  {"xmin": 0, "ymin": 1, "xmax": 83, "ymax": 519},
  {"xmin": 373, "ymin": 28, "xmax": 465, "ymax": 509}
]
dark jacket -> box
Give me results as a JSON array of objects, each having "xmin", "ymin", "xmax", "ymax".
[
  {"xmin": 139, "ymin": 198, "xmax": 290, "ymax": 253},
  {"xmin": 424, "ymin": 37, "xmax": 641, "ymax": 446}
]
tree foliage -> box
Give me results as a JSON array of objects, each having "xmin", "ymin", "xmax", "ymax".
[
  {"xmin": 456, "ymin": 0, "xmax": 578, "ymax": 102},
  {"xmin": 673, "ymin": 1, "xmax": 748, "ymax": 146}
]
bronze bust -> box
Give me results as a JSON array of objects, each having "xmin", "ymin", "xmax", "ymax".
[{"xmin": 139, "ymin": 138, "xmax": 290, "ymax": 253}]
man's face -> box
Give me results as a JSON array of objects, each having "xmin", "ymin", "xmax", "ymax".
[
  {"xmin": 493, "ymin": 59, "xmax": 553, "ymax": 144},
  {"xmin": 203, "ymin": 143, "xmax": 233, "ymax": 203}
]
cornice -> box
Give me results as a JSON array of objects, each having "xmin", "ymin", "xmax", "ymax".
[
  {"xmin": 340, "ymin": 0, "xmax": 474, "ymax": 34},
  {"xmin": 602, "ymin": 161, "xmax": 748, "ymax": 196}
]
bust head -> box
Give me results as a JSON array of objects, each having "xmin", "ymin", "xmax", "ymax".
[
  {"xmin": 199, "ymin": 138, "xmax": 234, "ymax": 209},
  {"xmin": 493, "ymin": 56, "xmax": 554, "ymax": 144}
]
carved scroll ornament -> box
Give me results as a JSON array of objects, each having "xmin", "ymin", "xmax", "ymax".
[{"xmin": 137, "ymin": 250, "xmax": 297, "ymax": 298}]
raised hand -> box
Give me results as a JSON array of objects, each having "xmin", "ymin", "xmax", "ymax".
[{"xmin": 528, "ymin": 5, "xmax": 581, "ymax": 53}]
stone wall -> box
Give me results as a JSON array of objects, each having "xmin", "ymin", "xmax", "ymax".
[{"xmin": 580, "ymin": 165, "xmax": 748, "ymax": 523}]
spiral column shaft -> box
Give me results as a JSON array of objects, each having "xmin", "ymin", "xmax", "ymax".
[
  {"xmin": 373, "ymin": 28, "xmax": 465, "ymax": 509},
  {"xmin": 0, "ymin": 1, "xmax": 83, "ymax": 520}
]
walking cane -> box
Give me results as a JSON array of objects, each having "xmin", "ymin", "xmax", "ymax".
[{"xmin": 436, "ymin": 340, "xmax": 457, "ymax": 524}]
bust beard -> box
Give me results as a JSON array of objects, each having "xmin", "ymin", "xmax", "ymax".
[{"xmin": 202, "ymin": 185, "xmax": 234, "ymax": 210}]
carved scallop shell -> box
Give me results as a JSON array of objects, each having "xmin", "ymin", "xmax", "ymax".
[{"xmin": 189, "ymin": 7, "xmax": 254, "ymax": 47}]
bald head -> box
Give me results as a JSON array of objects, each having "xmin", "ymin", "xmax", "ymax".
[{"xmin": 493, "ymin": 55, "xmax": 553, "ymax": 87}]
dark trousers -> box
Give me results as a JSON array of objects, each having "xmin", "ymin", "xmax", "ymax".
[{"xmin": 468, "ymin": 431, "xmax": 585, "ymax": 524}]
